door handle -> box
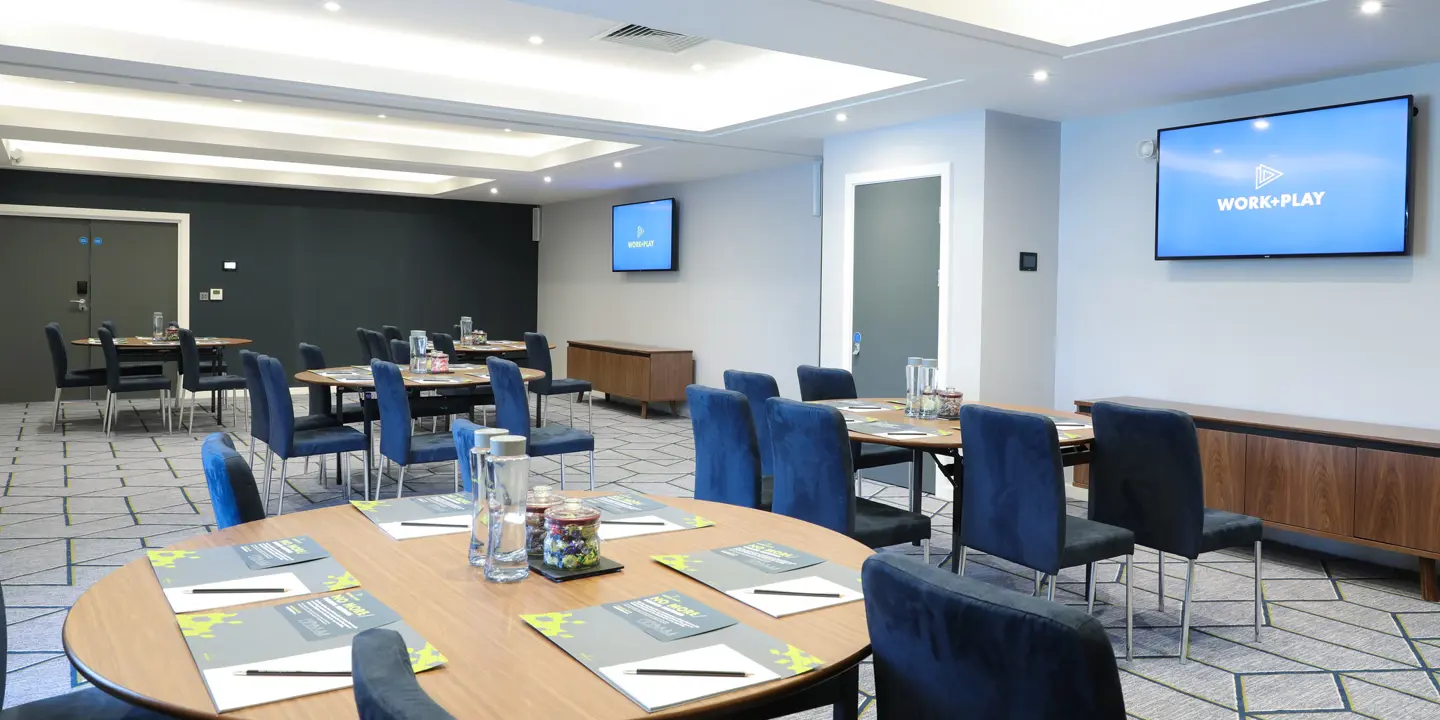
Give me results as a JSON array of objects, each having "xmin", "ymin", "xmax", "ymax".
[
  {"xmin": 70, "ymin": 298, "xmax": 87, "ymax": 311},
  {"xmin": 852, "ymin": 331, "xmax": 861, "ymax": 357}
]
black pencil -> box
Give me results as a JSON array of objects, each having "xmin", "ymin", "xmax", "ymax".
[
  {"xmin": 751, "ymin": 588, "xmax": 843, "ymax": 599},
  {"xmin": 399, "ymin": 521, "xmax": 468, "ymax": 528},
  {"xmin": 624, "ymin": 668, "xmax": 751, "ymax": 678},
  {"xmin": 187, "ymin": 588, "xmax": 288, "ymax": 594},
  {"xmin": 233, "ymin": 670, "xmax": 352, "ymax": 677},
  {"xmin": 603, "ymin": 520, "xmax": 666, "ymax": 526}
]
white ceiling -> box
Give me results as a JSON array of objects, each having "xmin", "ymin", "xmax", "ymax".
[{"xmin": 0, "ymin": 0, "xmax": 1435, "ymax": 204}]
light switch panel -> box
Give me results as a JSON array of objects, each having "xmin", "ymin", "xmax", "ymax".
[{"xmin": 198, "ymin": 292, "xmax": 209, "ymax": 301}]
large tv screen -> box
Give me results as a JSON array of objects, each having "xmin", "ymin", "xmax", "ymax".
[
  {"xmin": 612, "ymin": 198, "xmax": 677, "ymax": 271},
  {"xmin": 1155, "ymin": 96, "xmax": 1413, "ymax": 260}
]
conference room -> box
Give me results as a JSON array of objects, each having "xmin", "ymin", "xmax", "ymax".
[{"xmin": 2, "ymin": 1, "xmax": 1437, "ymax": 719}]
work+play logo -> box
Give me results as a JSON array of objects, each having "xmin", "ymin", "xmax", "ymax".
[{"xmin": 1217, "ymin": 163, "xmax": 1326, "ymax": 211}]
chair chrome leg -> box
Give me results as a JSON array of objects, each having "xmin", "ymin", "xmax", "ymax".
[
  {"xmin": 1087, "ymin": 562, "xmax": 1097, "ymax": 615},
  {"xmin": 1254, "ymin": 540, "xmax": 1264, "ymax": 641},
  {"xmin": 1033, "ymin": 570, "xmax": 1043, "ymax": 596},
  {"xmin": 588, "ymin": 450, "xmax": 596, "ymax": 491},
  {"xmin": 305, "ymin": 456, "xmax": 311, "ymax": 475},
  {"xmin": 188, "ymin": 390, "xmax": 197, "ymax": 433},
  {"xmin": 1047, "ymin": 575, "xmax": 1056, "ymax": 602},
  {"xmin": 588, "ymin": 392, "xmax": 593, "ymax": 434},
  {"xmin": 1180, "ymin": 558, "xmax": 1196, "ymax": 663},
  {"xmin": 276, "ymin": 459, "xmax": 289, "ymax": 516},
  {"xmin": 957, "ymin": 545, "xmax": 968, "ymax": 576},
  {"xmin": 396, "ymin": 465, "xmax": 407, "ymax": 499},
  {"xmin": 1159, "ymin": 553, "xmax": 1166, "ymax": 611},
  {"xmin": 568, "ymin": 393, "xmax": 574, "ymax": 427},
  {"xmin": 51, "ymin": 388, "xmax": 62, "ymax": 431},
  {"xmin": 922, "ymin": 539, "xmax": 930, "ymax": 564},
  {"xmin": 559, "ymin": 457, "xmax": 566, "ymax": 491},
  {"xmin": 1125, "ymin": 554, "xmax": 1134, "ymax": 662},
  {"xmin": 343, "ymin": 451, "xmax": 352, "ymax": 498},
  {"xmin": 249, "ymin": 437, "xmax": 257, "ymax": 468},
  {"xmin": 262, "ymin": 448, "xmax": 274, "ymax": 511},
  {"xmin": 454, "ymin": 460, "xmax": 460, "ymax": 493}
]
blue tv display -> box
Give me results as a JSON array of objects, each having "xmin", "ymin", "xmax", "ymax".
[
  {"xmin": 612, "ymin": 198, "xmax": 677, "ymax": 271},
  {"xmin": 1155, "ymin": 96, "xmax": 1413, "ymax": 259}
]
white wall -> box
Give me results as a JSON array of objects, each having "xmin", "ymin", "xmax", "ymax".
[
  {"xmin": 537, "ymin": 162, "xmax": 822, "ymax": 403},
  {"xmin": 1056, "ymin": 63, "xmax": 1436, "ymax": 428},
  {"xmin": 981, "ymin": 112, "xmax": 1061, "ymax": 408}
]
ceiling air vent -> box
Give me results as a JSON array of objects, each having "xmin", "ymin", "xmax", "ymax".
[{"xmin": 597, "ymin": 24, "xmax": 708, "ymax": 54}]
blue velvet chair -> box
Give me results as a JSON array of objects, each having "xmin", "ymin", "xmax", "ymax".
[
  {"xmin": 372, "ymin": 360, "xmax": 460, "ymax": 498},
  {"xmin": 178, "ymin": 329, "xmax": 247, "ymax": 433},
  {"xmin": 258, "ymin": 355, "xmax": 368, "ymax": 511},
  {"xmin": 488, "ymin": 357, "xmax": 595, "ymax": 489},
  {"xmin": 956, "ymin": 404, "xmax": 1135, "ymax": 660},
  {"xmin": 767, "ymin": 397, "xmax": 930, "ymax": 552},
  {"xmin": 366, "ymin": 330, "xmax": 392, "ymax": 363},
  {"xmin": 686, "ymin": 385, "xmax": 770, "ymax": 510},
  {"xmin": 381, "ymin": 325, "xmax": 403, "ymax": 346},
  {"xmin": 863, "ymin": 553, "xmax": 1126, "ymax": 720},
  {"xmin": 391, "ymin": 339, "xmax": 411, "ymax": 365},
  {"xmin": 97, "ymin": 327, "xmax": 173, "ymax": 437},
  {"xmin": 357, "ymin": 327, "xmax": 374, "ymax": 362},
  {"xmin": 44, "ymin": 322, "xmax": 160, "ymax": 431},
  {"xmin": 1090, "ymin": 401, "xmax": 1265, "ymax": 662},
  {"xmin": 299, "ymin": 343, "xmax": 367, "ymax": 424},
  {"xmin": 241, "ymin": 351, "xmax": 337, "ymax": 473},
  {"xmin": 722, "ymin": 370, "xmax": 780, "ymax": 479},
  {"xmin": 0, "ymin": 577, "xmax": 179, "ymax": 719},
  {"xmin": 524, "ymin": 332, "xmax": 592, "ymax": 430},
  {"xmin": 795, "ymin": 365, "xmax": 911, "ymax": 473},
  {"xmin": 352, "ymin": 628, "xmax": 455, "ymax": 720},
  {"xmin": 201, "ymin": 432, "xmax": 266, "ymax": 529}
]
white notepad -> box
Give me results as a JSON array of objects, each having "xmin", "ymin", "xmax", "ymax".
[
  {"xmin": 726, "ymin": 576, "xmax": 864, "ymax": 618},
  {"xmin": 161, "ymin": 572, "xmax": 310, "ymax": 613},
  {"xmin": 598, "ymin": 515, "xmax": 685, "ymax": 541},
  {"xmin": 202, "ymin": 645, "xmax": 354, "ymax": 712},
  {"xmin": 377, "ymin": 514, "xmax": 473, "ymax": 540},
  {"xmin": 598, "ymin": 644, "xmax": 778, "ymax": 712}
]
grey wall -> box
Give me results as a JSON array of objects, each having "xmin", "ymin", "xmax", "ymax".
[
  {"xmin": 0, "ymin": 169, "xmax": 538, "ymax": 375},
  {"xmin": 537, "ymin": 162, "xmax": 822, "ymax": 403}
]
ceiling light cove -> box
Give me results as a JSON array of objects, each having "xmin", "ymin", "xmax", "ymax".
[
  {"xmin": 2, "ymin": 0, "xmax": 923, "ymax": 132},
  {"xmin": 1361, "ymin": 1, "xmax": 1383, "ymax": 15},
  {"xmin": 1032, "ymin": 70, "xmax": 1050, "ymax": 82},
  {"xmin": 873, "ymin": 0, "xmax": 1272, "ymax": 46}
]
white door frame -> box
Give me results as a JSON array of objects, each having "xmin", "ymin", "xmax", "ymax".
[
  {"xmin": 841, "ymin": 163, "xmax": 951, "ymax": 376},
  {"xmin": 0, "ymin": 204, "xmax": 190, "ymax": 326}
]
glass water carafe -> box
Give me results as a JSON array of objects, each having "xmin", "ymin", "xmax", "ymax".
[
  {"xmin": 918, "ymin": 358, "xmax": 940, "ymax": 420},
  {"xmin": 409, "ymin": 331, "xmax": 429, "ymax": 373},
  {"xmin": 484, "ymin": 435, "xmax": 531, "ymax": 583},
  {"xmin": 904, "ymin": 356, "xmax": 922, "ymax": 417},
  {"xmin": 151, "ymin": 312, "xmax": 164, "ymax": 340},
  {"xmin": 468, "ymin": 427, "xmax": 509, "ymax": 567},
  {"xmin": 459, "ymin": 316, "xmax": 473, "ymax": 341}
]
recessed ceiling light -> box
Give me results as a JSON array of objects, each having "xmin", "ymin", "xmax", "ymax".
[
  {"xmin": 376, "ymin": 114, "xmax": 386, "ymax": 119},
  {"xmin": 1361, "ymin": 1, "xmax": 1383, "ymax": 14},
  {"xmin": 1253, "ymin": 119, "xmax": 1271, "ymax": 130},
  {"xmin": 613, "ymin": 161, "xmax": 623, "ymax": 169},
  {"xmin": 1212, "ymin": 148, "xmax": 1223, "ymax": 154},
  {"xmin": 503, "ymin": 128, "xmax": 512, "ymax": 132},
  {"xmin": 231, "ymin": 99, "xmax": 244, "ymax": 103},
  {"xmin": 835, "ymin": 112, "xmax": 848, "ymax": 122},
  {"xmin": 543, "ymin": 176, "xmax": 552, "ymax": 183},
  {"xmin": 528, "ymin": 35, "xmax": 544, "ymax": 45},
  {"xmin": 691, "ymin": 63, "xmax": 706, "ymax": 72},
  {"xmin": 64, "ymin": 80, "xmax": 77, "ymax": 84},
  {"xmin": 323, "ymin": 1, "xmax": 341, "ymax": 11},
  {"xmin": 490, "ymin": 187, "xmax": 498, "ymax": 194},
  {"xmin": 1032, "ymin": 70, "xmax": 1050, "ymax": 82}
]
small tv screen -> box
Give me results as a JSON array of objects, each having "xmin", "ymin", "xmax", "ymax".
[
  {"xmin": 612, "ymin": 198, "xmax": 677, "ymax": 271},
  {"xmin": 1155, "ymin": 96, "xmax": 1413, "ymax": 260}
]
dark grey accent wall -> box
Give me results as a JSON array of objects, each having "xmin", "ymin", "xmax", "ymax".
[{"xmin": 0, "ymin": 170, "xmax": 537, "ymax": 377}]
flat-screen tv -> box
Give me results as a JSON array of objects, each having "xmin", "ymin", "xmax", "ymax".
[
  {"xmin": 1155, "ymin": 95, "xmax": 1414, "ymax": 260},
  {"xmin": 612, "ymin": 198, "xmax": 677, "ymax": 271}
]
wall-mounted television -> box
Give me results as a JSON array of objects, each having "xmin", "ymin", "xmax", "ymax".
[
  {"xmin": 1155, "ymin": 95, "xmax": 1414, "ymax": 260},
  {"xmin": 612, "ymin": 198, "xmax": 677, "ymax": 272}
]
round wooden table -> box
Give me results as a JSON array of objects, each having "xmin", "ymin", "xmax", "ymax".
[
  {"xmin": 63, "ymin": 495, "xmax": 873, "ymax": 720},
  {"xmin": 71, "ymin": 336, "xmax": 253, "ymax": 350},
  {"xmin": 452, "ymin": 340, "xmax": 535, "ymax": 355}
]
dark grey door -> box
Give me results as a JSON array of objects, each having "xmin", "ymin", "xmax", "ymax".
[
  {"xmin": 89, "ymin": 220, "xmax": 179, "ymax": 340},
  {"xmin": 852, "ymin": 177, "xmax": 941, "ymax": 489},
  {"xmin": 0, "ymin": 216, "xmax": 93, "ymax": 403}
]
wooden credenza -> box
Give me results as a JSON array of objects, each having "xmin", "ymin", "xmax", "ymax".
[
  {"xmin": 567, "ymin": 340, "xmax": 693, "ymax": 419},
  {"xmin": 1073, "ymin": 396, "xmax": 1440, "ymax": 601}
]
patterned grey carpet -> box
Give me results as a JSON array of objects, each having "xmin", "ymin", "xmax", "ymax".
[{"xmin": 2, "ymin": 395, "xmax": 1439, "ymax": 719}]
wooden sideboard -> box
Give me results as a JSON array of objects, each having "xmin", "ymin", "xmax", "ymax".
[
  {"xmin": 1073, "ymin": 396, "xmax": 1440, "ymax": 601},
  {"xmin": 566, "ymin": 340, "xmax": 693, "ymax": 419}
]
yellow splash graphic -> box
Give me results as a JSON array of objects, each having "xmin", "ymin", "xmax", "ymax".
[
  {"xmin": 323, "ymin": 571, "xmax": 359, "ymax": 591},
  {"xmin": 147, "ymin": 549, "xmax": 201, "ymax": 569},
  {"xmin": 684, "ymin": 515, "xmax": 715, "ymax": 529},
  {"xmin": 407, "ymin": 642, "xmax": 447, "ymax": 671},
  {"xmin": 177, "ymin": 612, "xmax": 242, "ymax": 639},
  {"xmin": 653, "ymin": 554, "xmax": 701, "ymax": 572},
  {"xmin": 350, "ymin": 500, "xmax": 389, "ymax": 513},
  {"xmin": 770, "ymin": 644, "xmax": 823, "ymax": 674},
  {"xmin": 521, "ymin": 612, "xmax": 586, "ymax": 639}
]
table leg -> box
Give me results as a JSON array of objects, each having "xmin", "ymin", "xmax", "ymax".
[
  {"xmin": 909, "ymin": 448, "xmax": 924, "ymax": 515},
  {"xmin": 640, "ymin": 401, "xmax": 649, "ymax": 419},
  {"xmin": 1422, "ymin": 558, "xmax": 1438, "ymax": 602},
  {"xmin": 362, "ymin": 390, "xmax": 374, "ymax": 495},
  {"xmin": 831, "ymin": 665, "xmax": 859, "ymax": 720}
]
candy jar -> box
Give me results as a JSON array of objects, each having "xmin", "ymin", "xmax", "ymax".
[
  {"xmin": 938, "ymin": 388, "xmax": 964, "ymax": 420},
  {"xmin": 543, "ymin": 498, "xmax": 601, "ymax": 570},
  {"xmin": 428, "ymin": 351, "xmax": 449, "ymax": 373},
  {"xmin": 524, "ymin": 485, "xmax": 563, "ymax": 556}
]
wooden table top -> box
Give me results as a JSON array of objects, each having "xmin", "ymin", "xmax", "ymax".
[
  {"xmin": 835, "ymin": 398, "xmax": 1095, "ymax": 450},
  {"xmin": 72, "ymin": 337, "xmax": 252, "ymax": 349},
  {"xmin": 294, "ymin": 365, "xmax": 546, "ymax": 390},
  {"xmin": 452, "ymin": 340, "xmax": 551, "ymax": 354},
  {"xmin": 62, "ymin": 495, "xmax": 874, "ymax": 720}
]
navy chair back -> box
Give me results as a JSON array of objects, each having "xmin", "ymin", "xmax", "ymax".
[
  {"xmin": 796, "ymin": 365, "xmax": 858, "ymax": 402},
  {"xmin": 44, "ymin": 322, "xmax": 69, "ymax": 385},
  {"xmin": 1090, "ymin": 402, "xmax": 1207, "ymax": 558},
  {"xmin": 178, "ymin": 328, "xmax": 203, "ymax": 390},
  {"xmin": 382, "ymin": 325, "xmax": 403, "ymax": 345},
  {"xmin": 366, "ymin": 330, "xmax": 391, "ymax": 362},
  {"xmin": 958, "ymin": 404, "xmax": 1066, "ymax": 575},
  {"xmin": 431, "ymin": 333, "xmax": 456, "ymax": 361},
  {"xmin": 372, "ymin": 360, "xmax": 413, "ymax": 463},
  {"xmin": 487, "ymin": 357, "xmax": 531, "ymax": 439},
  {"xmin": 259, "ymin": 355, "xmax": 299, "ymax": 458},
  {"xmin": 298, "ymin": 343, "xmax": 331, "ymax": 416},
  {"xmin": 863, "ymin": 553, "xmax": 1126, "ymax": 719},
  {"xmin": 687, "ymin": 385, "xmax": 763, "ymax": 509},
  {"xmin": 357, "ymin": 327, "xmax": 373, "ymax": 362},
  {"xmin": 452, "ymin": 324, "xmax": 463, "ymax": 340},
  {"xmin": 391, "ymin": 339, "xmax": 411, "ymax": 365},
  {"xmin": 453, "ymin": 418, "xmax": 480, "ymax": 494},
  {"xmin": 96, "ymin": 326, "xmax": 123, "ymax": 391},
  {"xmin": 524, "ymin": 332, "xmax": 553, "ymax": 393},
  {"xmin": 202, "ymin": 433, "xmax": 266, "ymax": 529},
  {"xmin": 101, "ymin": 320, "xmax": 117, "ymax": 338},
  {"xmin": 241, "ymin": 350, "xmax": 270, "ymax": 445},
  {"xmin": 766, "ymin": 397, "xmax": 855, "ymax": 534},
  {"xmin": 352, "ymin": 628, "xmax": 456, "ymax": 720},
  {"xmin": 722, "ymin": 370, "xmax": 779, "ymax": 477}
]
